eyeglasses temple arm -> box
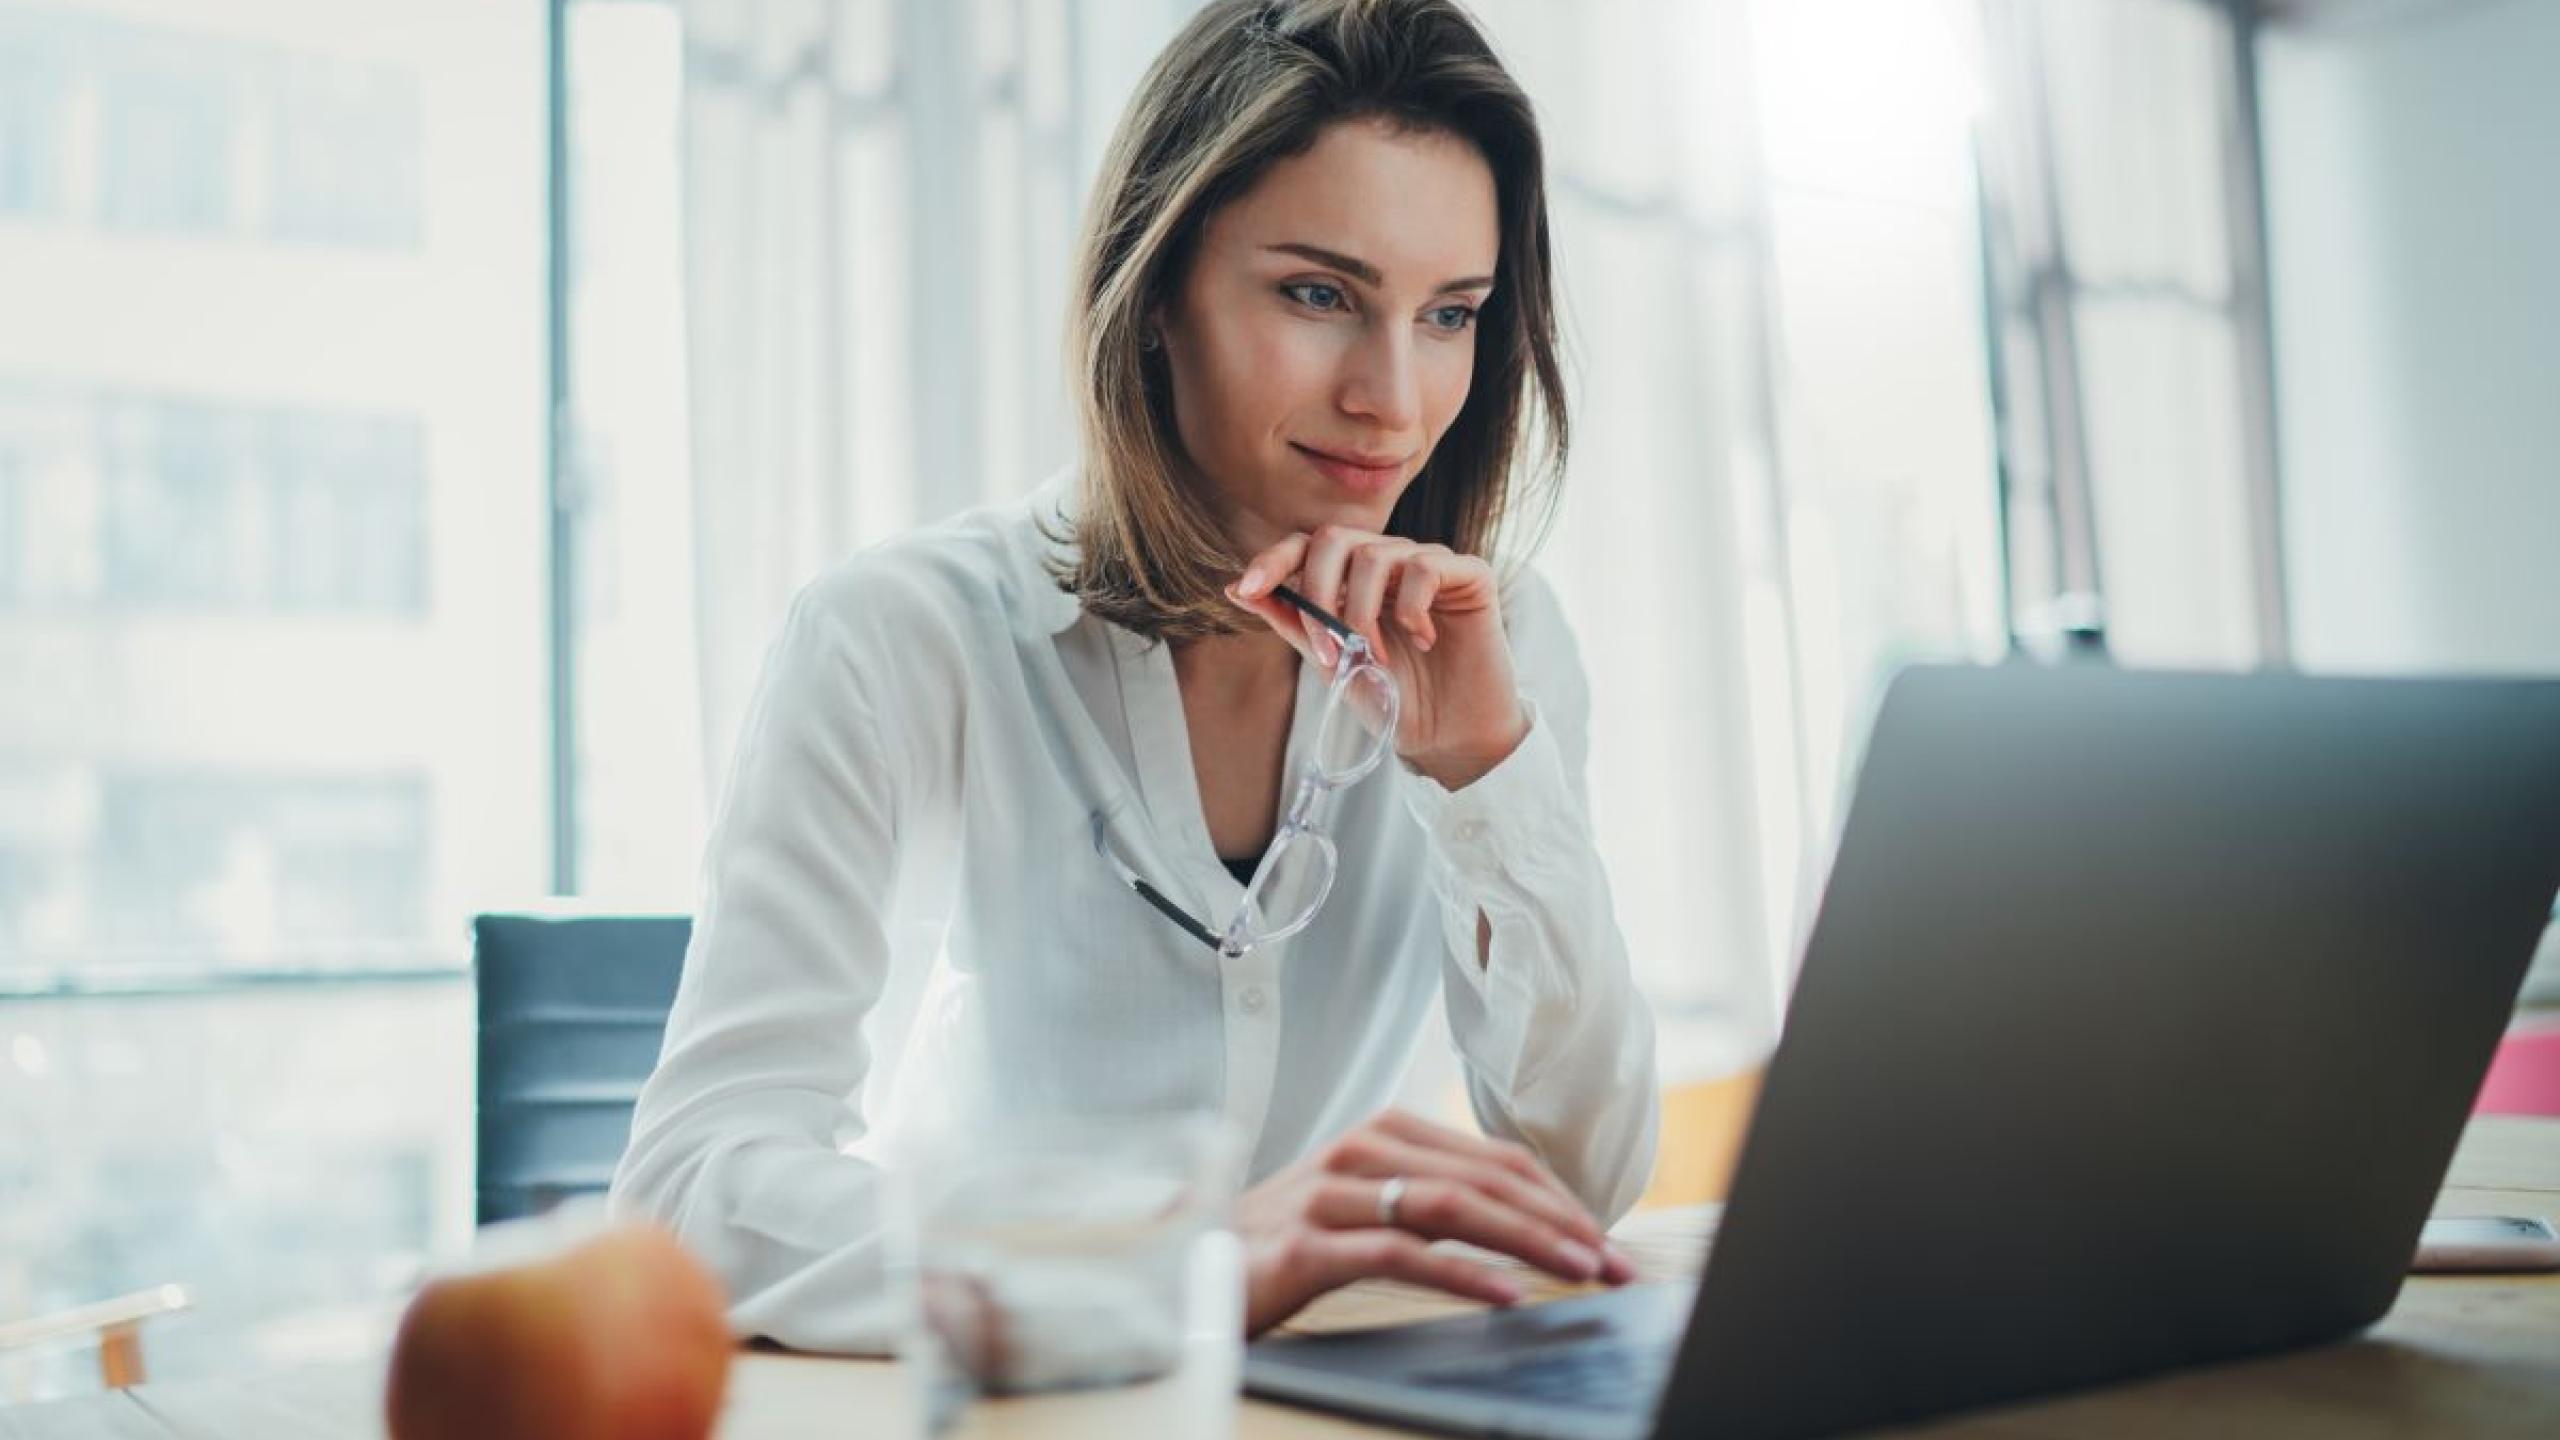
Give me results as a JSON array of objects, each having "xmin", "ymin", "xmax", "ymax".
[
  {"xmin": 1092, "ymin": 813, "xmax": 1227, "ymax": 954},
  {"xmin": 1267, "ymin": 583, "xmax": 1359, "ymax": 645},
  {"xmin": 1135, "ymin": 876, "xmax": 1225, "ymax": 953}
]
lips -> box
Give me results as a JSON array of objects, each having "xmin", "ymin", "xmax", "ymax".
[{"xmin": 1292, "ymin": 442, "xmax": 1407, "ymax": 493}]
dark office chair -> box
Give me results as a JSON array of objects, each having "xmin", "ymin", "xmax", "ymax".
[{"xmin": 473, "ymin": 911, "xmax": 691, "ymax": 1226}]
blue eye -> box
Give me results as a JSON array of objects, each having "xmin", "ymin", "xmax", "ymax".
[
  {"xmin": 1283, "ymin": 281, "xmax": 1349, "ymax": 312},
  {"xmin": 1426, "ymin": 305, "xmax": 1479, "ymax": 334}
]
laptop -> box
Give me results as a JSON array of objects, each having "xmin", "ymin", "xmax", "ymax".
[{"xmin": 1244, "ymin": 663, "xmax": 2560, "ymax": 1440}]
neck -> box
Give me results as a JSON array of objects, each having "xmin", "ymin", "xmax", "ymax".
[{"xmin": 1170, "ymin": 624, "xmax": 1300, "ymax": 702}]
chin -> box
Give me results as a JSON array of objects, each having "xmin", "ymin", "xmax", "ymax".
[
  {"xmin": 1277, "ymin": 481, "xmax": 1403, "ymax": 536},
  {"xmin": 1225, "ymin": 465, "xmax": 1405, "ymax": 547}
]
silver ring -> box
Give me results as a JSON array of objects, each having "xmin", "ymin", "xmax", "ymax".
[{"xmin": 1377, "ymin": 1175, "xmax": 1408, "ymax": 1229}]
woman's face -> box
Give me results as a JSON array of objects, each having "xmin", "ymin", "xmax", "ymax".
[{"xmin": 1157, "ymin": 116, "xmax": 1500, "ymax": 552}]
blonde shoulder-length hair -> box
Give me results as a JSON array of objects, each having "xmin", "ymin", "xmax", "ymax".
[{"xmin": 1055, "ymin": 0, "xmax": 1569, "ymax": 642}]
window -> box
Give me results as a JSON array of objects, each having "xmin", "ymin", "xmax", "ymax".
[
  {"xmin": 1975, "ymin": 0, "xmax": 2280, "ymax": 669},
  {"xmin": 0, "ymin": 9, "xmax": 65, "ymax": 217},
  {"xmin": 560, "ymin": 0, "xmax": 702, "ymax": 903},
  {"xmin": 0, "ymin": 0, "xmax": 542, "ymax": 1401},
  {"xmin": 0, "ymin": 3, "xmax": 543, "ymax": 981},
  {"xmin": 1, "ymin": 391, "xmax": 433, "ymax": 617},
  {"xmin": 267, "ymin": 55, "xmax": 424, "ymax": 248},
  {"xmin": 93, "ymin": 25, "xmax": 235, "ymax": 234}
]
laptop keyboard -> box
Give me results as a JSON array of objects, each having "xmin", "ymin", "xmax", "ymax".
[{"xmin": 1409, "ymin": 1342, "xmax": 1673, "ymax": 1412}]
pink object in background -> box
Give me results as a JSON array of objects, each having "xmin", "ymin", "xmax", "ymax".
[{"xmin": 2475, "ymin": 1020, "xmax": 2560, "ymax": 1117}]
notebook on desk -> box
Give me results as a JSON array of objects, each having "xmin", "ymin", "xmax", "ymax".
[{"xmin": 1245, "ymin": 663, "xmax": 2560, "ymax": 1440}]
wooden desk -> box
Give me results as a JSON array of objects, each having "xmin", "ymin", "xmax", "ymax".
[{"xmin": 7, "ymin": 1116, "xmax": 2555, "ymax": 1439}]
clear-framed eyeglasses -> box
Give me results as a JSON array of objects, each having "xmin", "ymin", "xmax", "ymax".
[{"xmin": 1093, "ymin": 584, "xmax": 1401, "ymax": 960}]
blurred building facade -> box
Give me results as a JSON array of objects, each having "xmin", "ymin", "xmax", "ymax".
[
  {"xmin": 0, "ymin": 0, "xmax": 544, "ymax": 980},
  {"xmin": 0, "ymin": 0, "xmax": 540, "ymax": 1399}
]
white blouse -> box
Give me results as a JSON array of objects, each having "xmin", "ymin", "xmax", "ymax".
[{"xmin": 609, "ymin": 473, "xmax": 1659, "ymax": 1352}]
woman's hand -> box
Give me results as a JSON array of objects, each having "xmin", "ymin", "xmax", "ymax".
[
  {"xmin": 1237, "ymin": 1109, "xmax": 1636, "ymax": 1336},
  {"xmin": 1226, "ymin": 525, "xmax": 1526, "ymax": 790}
]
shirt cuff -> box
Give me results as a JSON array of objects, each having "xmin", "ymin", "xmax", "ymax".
[
  {"xmin": 1398, "ymin": 696, "xmax": 1581, "ymax": 887},
  {"xmin": 1397, "ymin": 699, "xmax": 1588, "ymax": 1016}
]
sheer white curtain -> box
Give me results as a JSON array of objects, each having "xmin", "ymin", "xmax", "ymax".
[
  {"xmin": 678, "ymin": 0, "xmax": 1193, "ymax": 780},
  {"xmin": 673, "ymin": 0, "xmax": 2009, "ymax": 1081},
  {"xmin": 1482, "ymin": 0, "xmax": 2003, "ymax": 1070},
  {"xmin": 1463, "ymin": 0, "xmax": 1797, "ymax": 1068},
  {"xmin": 1975, "ymin": 0, "xmax": 2283, "ymax": 669}
]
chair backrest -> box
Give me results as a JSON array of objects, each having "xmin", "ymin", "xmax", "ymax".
[{"xmin": 473, "ymin": 912, "xmax": 690, "ymax": 1227}]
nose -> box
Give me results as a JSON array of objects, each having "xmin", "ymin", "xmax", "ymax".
[{"xmin": 1337, "ymin": 319, "xmax": 1421, "ymax": 434}]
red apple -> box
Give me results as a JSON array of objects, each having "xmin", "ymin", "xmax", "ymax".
[{"xmin": 386, "ymin": 1222, "xmax": 733, "ymax": 1440}]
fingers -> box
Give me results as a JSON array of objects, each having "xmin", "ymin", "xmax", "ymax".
[
  {"xmin": 1293, "ymin": 526, "xmax": 1367, "ymax": 615},
  {"xmin": 1362, "ymin": 1113, "xmax": 1635, "ymax": 1283},
  {"xmin": 1290, "ymin": 1228, "xmax": 1528, "ymax": 1311},
  {"xmin": 1392, "ymin": 555, "xmax": 1444, "ymax": 651},
  {"xmin": 1251, "ymin": 524, "xmax": 1374, "ymax": 640},
  {"xmin": 1233, "ymin": 527, "xmax": 1445, "ymax": 654},
  {"xmin": 1310, "ymin": 1175, "xmax": 1605, "ymax": 1285},
  {"xmin": 1340, "ymin": 540, "xmax": 1420, "ymax": 657},
  {"xmin": 1232, "ymin": 532, "xmax": 1348, "ymax": 666},
  {"xmin": 1370, "ymin": 1112, "xmax": 1594, "ymax": 1232},
  {"xmin": 1225, "ymin": 581, "xmax": 1326, "ymax": 666},
  {"xmin": 1241, "ymin": 1108, "xmax": 1646, "ymax": 1334},
  {"xmin": 1329, "ymin": 1134, "xmax": 1612, "ymax": 1283},
  {"xmin": 1231, "ymin": 528, "xmax": 1497, "ymax": 679},
  {"xmin": 1235, "ymin": 535, "xmax": 1310, "ymax": 600}
]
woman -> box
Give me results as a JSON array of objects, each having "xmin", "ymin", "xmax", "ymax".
[{"xmin": 612, "ymin": 0, "xmax": 1661, "ymax": 1348}]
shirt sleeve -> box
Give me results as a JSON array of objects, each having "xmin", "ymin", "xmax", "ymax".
[
  {"xmin": 607, "ymin": 580, "xmax": 923, "ymax": 1355},
  {"xmin": 1396, "ymin": 569, "xmax": 1662, "ymax": 1225}
]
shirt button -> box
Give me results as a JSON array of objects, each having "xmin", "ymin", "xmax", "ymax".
[
  {"xmin": 1453, "ymin": 818, "xmax": 1487, "ymax": 844},
  {"xmin": 1239, "ymin": 986, "xmax": 1267, "ymax": 1015}
]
